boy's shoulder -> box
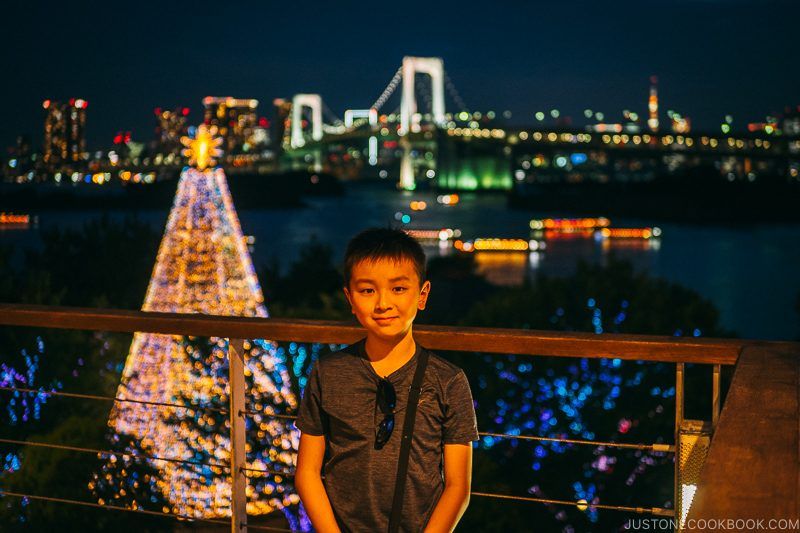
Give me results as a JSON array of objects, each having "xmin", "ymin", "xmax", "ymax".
[
  {"xmin": 422, "ymin": 347, "xmax": 466, "ymax": 384},
  {"xmin": 315, "ymin": 341, "xmax": 363, "ymax": 370}
]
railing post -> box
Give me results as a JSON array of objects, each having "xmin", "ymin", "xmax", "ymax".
[
  {"xmin": 229, "ymin": 338, "xmax": 247, "ymax": 533},
  {"xmin": 711, "ymin": 364, "xmax": 721, "ymax": 429},
  {"xmin": 674, "ymin": 362, "xmax": 715, "ymax": 532},
  {"xmin": 674, "ymin": 362, "xmax": 683, "ymax": 533}
]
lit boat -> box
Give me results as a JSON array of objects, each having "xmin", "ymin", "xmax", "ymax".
[
  {"xmin": 435, "ymin": 194, "xmax": 460, "ymax": 205},
  {"xmin": 0, "ymin": 213, "xmax": 31, "ymax": 228},
  {"xmin": 595, "ymin": 227, "xmax": 662, "ymax": 240},
  {"xmin": 541, "ymin": 229, "xmax": 595, "ymax": 240},
  {"xmin": 405, "ymin": 228, "xmax": 462, "ymax": 242},
  {"xmin": 530, "ymin": 217, "xmax": 610, "ymax": 231},
  {"xmin": 454, "ymin": 238, "xmax": 545, "ymax": 253}
]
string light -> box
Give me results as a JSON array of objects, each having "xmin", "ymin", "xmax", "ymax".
[{"xmin": 109, "ymin": 164, "xmax": 300, "ymax": 521}]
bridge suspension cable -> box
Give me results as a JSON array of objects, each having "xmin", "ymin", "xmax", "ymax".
[
  {"xmin": 321, "ymin": 102, "xmax": 343, "ymax": 126},
  {"xmin": 444, "ymin": 69, "xmax": 469, "ymax": 111},
  {"xmin": 371, "ymin": 67, "xmax": 402, "ymax": 111},
  {"xmin": 416, "ymin": 75, "xmax": 434, "ymax": 113}
]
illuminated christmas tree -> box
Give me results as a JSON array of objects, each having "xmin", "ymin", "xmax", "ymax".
[{"xmin": 106, "ymin": 125, "xmax": 305, "ymax": 524}]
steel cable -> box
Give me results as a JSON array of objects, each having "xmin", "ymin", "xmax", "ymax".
[
  {"xmin": 0, "ymin": 490, "xmax": 296, "ymax": 531},
  {"xmin": 0, "ymin": 438, "xmax": 292, "ymax": 477},
  {"xmin": 471, "ymin": 491, "xmax": 675, "ymax": 516}
]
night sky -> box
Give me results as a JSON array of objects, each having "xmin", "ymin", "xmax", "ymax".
[{"xmin": 3, "ymin": 0, "xmax": 799, "ymax": 149}]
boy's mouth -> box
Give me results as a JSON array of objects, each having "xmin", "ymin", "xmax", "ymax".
[{"xmin": 373, "ymin": 316, "xmax": 399, "ymax": 324}]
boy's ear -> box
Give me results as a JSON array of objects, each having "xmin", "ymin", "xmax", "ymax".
[
  {"xmin": 417, "ymin": 281, "xmax": 431, "ymax": 311},
  {"xmin": 342, "ymin": 287, "xmax": 355, "ymax": 314}
]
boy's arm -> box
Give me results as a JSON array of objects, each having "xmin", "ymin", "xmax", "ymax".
[
  {"xmin": 423, "ymin": 443, "xmax": 473, "ymax": 533},
  {"xmin": 295, "ymin": 433, "xmax": 341, "ymax": 533}
]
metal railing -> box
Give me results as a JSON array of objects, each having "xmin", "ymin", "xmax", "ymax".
[{"xmin": 1, "ymin": 303, "xmax": 792, "ymax": 532}]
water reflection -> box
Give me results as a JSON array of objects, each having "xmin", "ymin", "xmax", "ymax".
[
  {"xmin": 473, "ymin": 252, "xmax": 528, "ymax": 286},
  {"xmin": 417, "ymin": 228, "xmax": 660, "ymax": 288}
]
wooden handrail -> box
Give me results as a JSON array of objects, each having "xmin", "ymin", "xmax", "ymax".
[
  {"xmin": 0, "ymin": 302, "xmax": 788, "ymax": 365},
  {"xmin": 686, "ymin": 344, "xmax": 800, "ymax": 525}
]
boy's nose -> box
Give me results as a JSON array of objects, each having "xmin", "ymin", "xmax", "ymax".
[{"xmin": 375, "ymin": 290, "xmax": 392, "ymax": 311}]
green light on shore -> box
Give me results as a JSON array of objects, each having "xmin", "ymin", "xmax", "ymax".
[{"xmin": 458, "ymin": 172, "xmax": 478, "ymax": 190}]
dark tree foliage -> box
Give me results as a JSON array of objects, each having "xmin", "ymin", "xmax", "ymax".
[
  {"xmin": 258, "ymin": 237, "xmax": 351, "ymax": 320},
  {"xmin": 0, "ymin": 217, "xmax": 168, "ymax": 530},
  {"xmin": 419, "ymin": 254, "xmax": 496, "ymax": 326},
  {"xmin": 796, "ymin": 292, "xmax": 800, "ymax": 341},
  {"xmin": 462, "ymin": 258, "xmax": 727, "ymax": 336},
  {"xmin": 17, "ymin": 214, "xmax": 160, "ymax": 309}
]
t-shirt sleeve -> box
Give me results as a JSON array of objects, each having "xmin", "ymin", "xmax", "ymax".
[
  {"xmin": 295, "ymin": 361, "xmax": 326, "ymax": 436},
  {"xmin": 442, "ymin": 370, "xmax": 479, "ymax": 444}
]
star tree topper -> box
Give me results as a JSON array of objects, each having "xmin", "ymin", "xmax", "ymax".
[{"xmin": 181, "ymin": 124, "xmax": 224, "ymax": 170}]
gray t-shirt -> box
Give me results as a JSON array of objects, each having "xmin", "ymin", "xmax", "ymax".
[{"xmin": 296, "ymin": 339, "xmax": 479, "ymax": 533}]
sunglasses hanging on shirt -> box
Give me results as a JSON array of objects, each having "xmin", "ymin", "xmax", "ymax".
[{"xmin": 375, "ymin": 378, "xmax": 397, "ymax": 450}]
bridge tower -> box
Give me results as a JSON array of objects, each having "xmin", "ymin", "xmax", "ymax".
[
  {"xmin": 399, "ymin": 56, "xmax": 445, "ymax": 136},
  {"xmin": 290, "ymin": 93, "xmax": 323, "ymax": 148},
  {"xmin": 344, "ymin": 108, "xmax": 378, "ymax": 127},
  {"xmin": 343, "ymin": 109, "xmax": 380, "ymax": 166},
  {"xmin": 399, "ymin": 139, "xmax": 415, "ymax": 190}
]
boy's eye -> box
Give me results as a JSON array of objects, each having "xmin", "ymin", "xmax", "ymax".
[
  {"xmin": 393, "ymin": 287, "xmax": 408, "ymax": 293},
  {"xmin": 359, "ymin": 288, "xmax": 374, "ymax": 294}
]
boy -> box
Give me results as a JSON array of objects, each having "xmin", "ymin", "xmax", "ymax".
[{"xmin": 295, "ymin": 228, "xmax": 479, "ymax": 533}]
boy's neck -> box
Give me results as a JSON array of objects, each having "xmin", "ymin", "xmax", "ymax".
[{"xmin": 364, "ymin": 329, "xmax": 416, "ymax": 376}]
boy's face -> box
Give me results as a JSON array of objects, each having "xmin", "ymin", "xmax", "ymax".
[{"xmin": 344, "ymin": 257, "xmax": 431, "ymax": 342}]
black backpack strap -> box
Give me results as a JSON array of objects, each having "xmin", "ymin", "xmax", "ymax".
[{"xmin": 388, "ymin": 347, "xmax": 430, "ymax": 533}]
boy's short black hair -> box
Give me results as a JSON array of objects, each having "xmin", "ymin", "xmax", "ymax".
[{"xmin": 344, "ymin": 228, "xmax": 426, "ymax": 287}]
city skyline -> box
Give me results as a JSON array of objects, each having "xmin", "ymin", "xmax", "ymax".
[{"xmin": 3, "ymin": 0, "xmax": 799, "ymax": 149}]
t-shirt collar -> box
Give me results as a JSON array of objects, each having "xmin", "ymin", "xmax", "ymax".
[{"xmin": 355, "ymin": 338, "xmax": 421, "ymax": 382}]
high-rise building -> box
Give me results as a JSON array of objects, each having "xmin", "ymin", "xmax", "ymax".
[
  {"xmin": 202, "ymin": 96, "xmax": 263, "ymax": 155},
  {"xmin": 153, "ymin": 107, "xmax": 190, "ymax": 156},
  {"xmin": 42, "ymin": 98, "xmax": 87, "ymax": 168},
  {"xmin": 781, "ymin": 106, "xmax": 800, "ymax": 137},
  {"xmin": 271, "ymin": 98, "xmax": 292, "ymax": 153},
  {"xmin": 671, "ymin": 115, "xmax": 691, "ymax": 134},
  {"xmin": 4, "ymin": 135, "xmax": 33, "ymax": 182}
]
